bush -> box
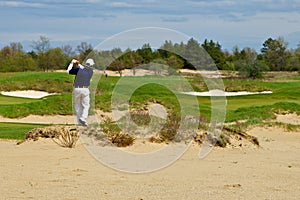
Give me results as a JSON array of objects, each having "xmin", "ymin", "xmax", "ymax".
[{"xmin": 236, "ymin": 60, "xmax": 268, "ymax": 79}]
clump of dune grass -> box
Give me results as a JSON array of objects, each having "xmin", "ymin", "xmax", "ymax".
[
  {"xmin": 17, "ymin": 126, "xmax": 79, "ymax": 148},
  {"xmin": 101, "ymin": 117, "xmax": 135, "ymax": 147}
]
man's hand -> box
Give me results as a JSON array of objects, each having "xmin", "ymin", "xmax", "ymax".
[
  {"xmin": 67, "ymin": 59, "xmax": 79, "ymax": 73},
  {"xmin": 71, "ymin": 59, "xmax": 79, "ymax": 64}
]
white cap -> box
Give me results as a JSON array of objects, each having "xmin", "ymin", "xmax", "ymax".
[{"xmin": 85, "ymin": 58, "xmax": 95, "ymax": 66}]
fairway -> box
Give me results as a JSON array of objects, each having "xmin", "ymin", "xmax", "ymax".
[
  {"xmin": 0, "ymin": 95, "xmax": 40, "ymax": 105},
  {"xmin": 0, "ymin": 122, "xmax": 48, "ymax": 140}
]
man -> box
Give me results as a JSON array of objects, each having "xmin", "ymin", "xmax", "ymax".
[{"xmin": 67, "ymin": 58, "xmax": 95, "ymax": 126}]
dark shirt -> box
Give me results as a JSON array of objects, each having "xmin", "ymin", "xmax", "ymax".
[{"xmin": 69, "ymin": 68, "xmax": 93, "ymax": 87}]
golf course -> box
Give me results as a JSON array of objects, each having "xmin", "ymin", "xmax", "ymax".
[
  {"xmin": 2, "ymin": 0, "xmax": 300, "ymax": 198},
  {"xmin": 0, "ymin": 70, "xmax": 300, "ymax": 199}
]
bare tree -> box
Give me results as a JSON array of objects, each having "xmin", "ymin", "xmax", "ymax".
[
  {"xmin": 31, "ymin": 36, "xmax": 50, "ymax": 53},
  {"xmin": 10, "ymin": 42, "xmax": 23, "ymax": 55},
  {"xmin": 62, "ymin": 44, "xmax": 75, "ymax": 57},
  {"xmin": 76, "ymin": 42, "xmax": 92, "ymax": 55}
]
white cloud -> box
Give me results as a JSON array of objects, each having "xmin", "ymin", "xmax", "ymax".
[
  {"xmin": 0, "ymin": 1, "xmax": 45, "ymax": 8},
  {"xmin": 189, "ymin": 0, "xmax": 237, "ymax": 7},
  {"xmin": 84, "ymin": 0, "xmax": 103, "ymax": 2},
  {"xmin": 1, "ymin": 0, "xmax": 300, "ymax": 51},
  {"xmin": 110, "ymin": 2, "xmax": 140, "ymax": 8}
]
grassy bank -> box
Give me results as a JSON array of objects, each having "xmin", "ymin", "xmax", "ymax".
[
  {"xmin": 0, "ymin": 94, "xmax": 73, "ymax": 118},
  {"xmin": 0, "ymin": 72, "xmax": 74, "ymax": 93}
]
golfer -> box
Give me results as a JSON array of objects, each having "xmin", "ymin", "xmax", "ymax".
[{"xmin": 67, "ymin": 58, "xmax": 95, "ymax": 126}]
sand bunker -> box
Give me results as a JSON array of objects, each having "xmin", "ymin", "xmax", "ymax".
[
  {"xmin": 0, "ymin": 115, "xmax": 75, "ymax": 124},
  {"xmin": 0, "ymin": 90, "xmax": 56, "ymax": 99},
  {"xmin": 1, "ymin": 126, "xmax": 300, "ymax": 199},
  {"xmin": 275, "ymin": 113, "xmax": 300, "ymax": 125},
  {"xmin": 183, "ymin": 89, "xmax": 272, "ymax": 97}
]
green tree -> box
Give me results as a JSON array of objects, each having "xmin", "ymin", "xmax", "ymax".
[
  {"xmin": 184, "ymin": 38, "xmax": 207, "ymax": 70},
  {"xmin": 136, "ymin": 44, "xmax": 153, "ymax": 64},
  {"xmin": 45, "ymin": 48, "xmax": 67, "ymax": 71},
  {"xmin": 14, "ymin": 51, "xmax": 37, "ymax": 71},
  {"xmin": 174, "ymin": 42, "xmax": 186, "ymax": 57},
  {"xmin": 94, "ymin": 50, "xmax": 113, "ymax": 70},
  {"xmin": 234, "ymin": 47, "xmax": 268, "ymax": 79},
  {"xmin": 166, "ymin": 54, "xmax": 184, "ymax": 70},
  {"xmin": 286, "ymin": 47, "xmax": 300, "ymax": 71},
  {"xmin": 237, "ymin": 59, "xmax": 268, "ymax": 79},
  {"xmin": 161, "ymin": 40, "xmax": 174, "ymax": 51},
  {"xmin": 261, "ymin": 37, "xmax": 290, "ymax": 71},
  {"xmin": 122, "ymin": 49, "xmax": 143, "ymax": 69},
  {"xmin": 0, "ymin": 45, "xmax": 37, "ymax": 72},
  {"xmin": 0, "ymin": 46, "xmax": 13, "ymax": 71},
  {"xmin": 154, "ymin": 41, "xmax": 185, "ymax": 71},
  {"xmin": 31, "ymin": 36, "xmax": 51, "ymax": 71},
  {"xmin": 10, "ymin": 42, "xmax": 23, "ymax": 55},
  {"xmin": 108, "ymin": 48, "xmax": 125, "ymax": 76},
  {"xmin": 201, "ymin": 39, "xmax": 227, "ymax": 69}
]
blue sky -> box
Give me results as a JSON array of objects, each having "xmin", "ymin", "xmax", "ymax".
[{"xmin": 1, "ymin": 0, "xmax": 300, "ymax": 52}]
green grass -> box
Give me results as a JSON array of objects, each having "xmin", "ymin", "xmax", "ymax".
[
  {"xmin": 0, "ymin": 72, "xmax": 24, "ymax": 78},
  {"xmin": 0, "ymin": 95, "xmax": 40, "ymax": 105},
  {"xmin": 0, "ymin": 71, "xmax": 299, "ymax": 140},
  {"xmin": 222, "ymin": 78, "xmax": 300, "ymax": 122},
  {"xmin": 0, "ymin": 122, "xmax": 48, "ymax": 140},
  {"xmin": 0, "ymin": 72, "xmax": 74, "ymax": 118},
  {"xmin": 0, "ymin": 94, "xmax": 73, "ymax": 118},
  {"xmin": 96, "ymin": 76, "xmax": 202, "ymax": 116},
  {"xmin": 0, "ymin": 72, "xmax": 74, "ymax": 93}
]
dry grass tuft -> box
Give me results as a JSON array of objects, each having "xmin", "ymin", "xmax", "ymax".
[{"xmin": 17, "ymin": 126, "xmax": 79, "ymax": 148}]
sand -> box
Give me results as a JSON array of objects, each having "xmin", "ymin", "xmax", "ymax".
[
  {"xmin": 0, "ymin": 115, "xmax": 75, "ymax": 125},
  {"xmin": 1, "ymin": 125, "xmax": 300, "ymax": 200},
  {"xmin": 0, "ymin": 90, "xmax": 56, "ymax": 99},
  {"xmin": 276, "ymin": 113, "xmax": 300, "ymax": 125},
  {"xmin": 183, "ymin": 90, "xmax": 273, "ymax": 97}
]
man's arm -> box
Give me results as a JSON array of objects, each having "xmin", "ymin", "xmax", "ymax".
[
  {"xmin": 69, "ymin": 67, "xmax": 80, "ymax": 75},
  {"xmin": 66, "ymin": 59, "xmax": 78, "ymax": 73},
  {"xmin": 78, "ymin": 63, "xmax": 85, "ymax": 69}
]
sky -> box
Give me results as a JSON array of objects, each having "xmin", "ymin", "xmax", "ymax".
[{"xmin": 1, "ymin": 0, "xmax": 300, "ymax": 52}]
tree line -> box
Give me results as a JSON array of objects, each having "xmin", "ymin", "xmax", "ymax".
[
  {"xmin": 1, "ymin": 35, "xmax": 300, "ymax": 78},
  {"xmin": 0, "ymin": 36, "xmax": 93, "ymax": 72}
]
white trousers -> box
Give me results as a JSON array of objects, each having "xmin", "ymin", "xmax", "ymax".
[{"xmin": 73, "ymin": 88, "xmax": 90, "ymax": 123}]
